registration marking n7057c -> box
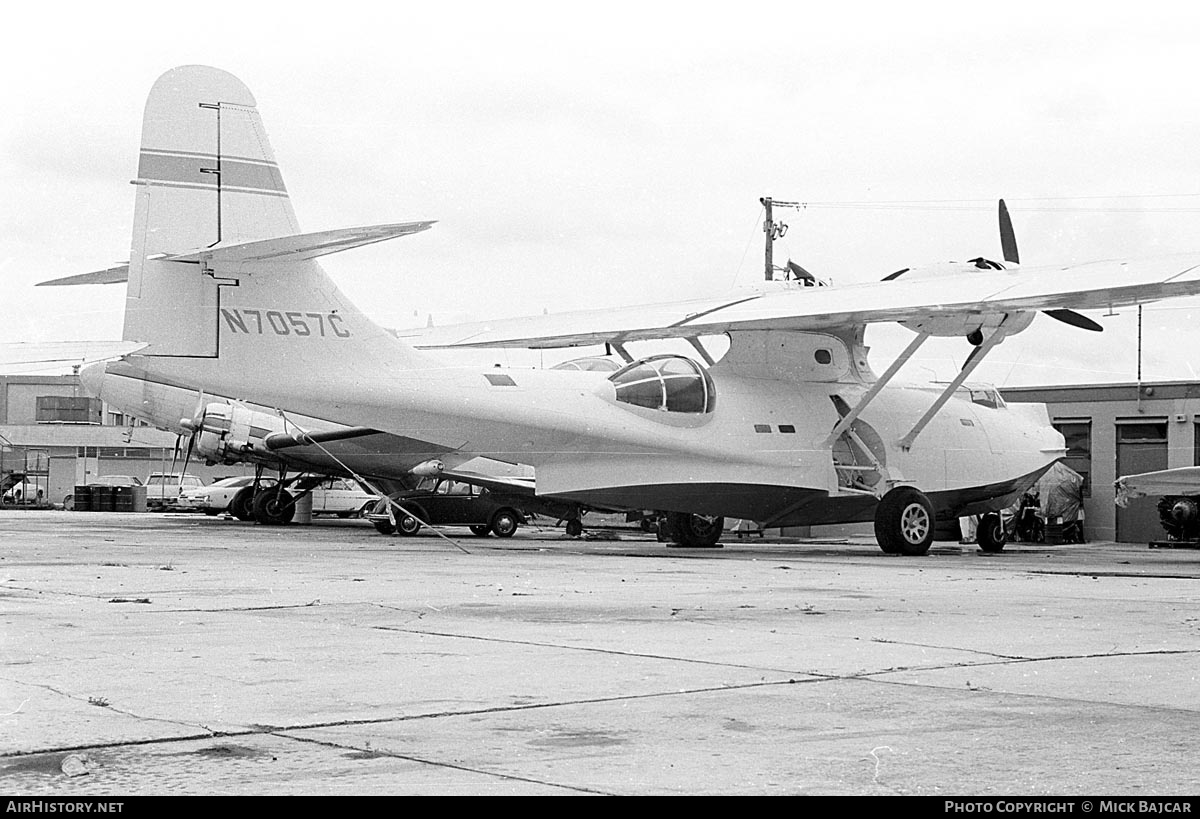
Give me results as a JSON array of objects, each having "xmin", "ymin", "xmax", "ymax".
[{"xmin": 221, "ymin": 308, "xmax": 351, "ymax": 338}]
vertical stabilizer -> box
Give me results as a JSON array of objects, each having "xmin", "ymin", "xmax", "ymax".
[
  {"xmin": 124, "ymin": 66, "xmax": 301, "ymax": 354},
  {"xmin": 117, "ymin": 65, "xmax": 438, "ymax": 406}
]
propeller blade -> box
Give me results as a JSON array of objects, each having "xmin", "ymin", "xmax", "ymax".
[
  {"xmin": 882, "ymin": 268, "xmax": 910, "ymax": 281},
  {"xmin": 1043, "ymin": 308, "xmax": 1103, "ymax": 332},
  {"xmin": 168, "ymin": 435, "xmax": 181, "ymax": 477},
  {"xmin": 181, "ymin": 431, "xmax": 196, "ymax": 476},
  {"xmin": 999, "ymin": 199, "xmax": 1019, "ymax": 264}
]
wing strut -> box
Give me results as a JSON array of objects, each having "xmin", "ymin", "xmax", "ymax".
[
  {"xmin": 897, "ymin": 317, "xmax": 1013, "ymax": 450},
  {"xmin": 822, "ymin": 331, "xmax": 931, "ymax": 449},
  {"xmin": 687, "ymin": 337, "xmax": 716, "ymax": 366}
]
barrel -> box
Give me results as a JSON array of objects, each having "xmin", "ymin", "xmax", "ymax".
[
  {"xmin": 92, "ymin": 485, "xmax": 114, "ymax": 512},
  {"xmin": 73, "ymin": 485, "xmax": 92, "ymax": 512},
  {"xmin": 113, "ymin": 486, "xmax": 134, "ymax": 512},
  {"xmin": 130, "ymin": 485, "xmax": 148, "ymax": 513}
]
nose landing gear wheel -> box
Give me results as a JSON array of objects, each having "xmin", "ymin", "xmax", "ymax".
[{"xmin": 874, "ymin": 487, "xmax": 934, "ymax": 556}]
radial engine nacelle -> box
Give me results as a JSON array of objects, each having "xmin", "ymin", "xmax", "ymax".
[{"xmin": 191, "ymin": 403, "xmax": 285, "ymax": 465}]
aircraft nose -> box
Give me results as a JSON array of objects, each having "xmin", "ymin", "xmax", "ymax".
[{"xmin": 79, "ymin": 362, "xmax": 107, "ymax": 398}]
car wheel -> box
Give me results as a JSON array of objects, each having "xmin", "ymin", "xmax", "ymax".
[
  {"xmin": 469, "ymin": 525, "xmax": 491, "ymax": 537},
  {"xmin": 397, "ymin": 514, "xmax": 422, "ymax": 536},
  {"xmin": 490, "ymin": 509, "xmax": 520, "ymax": 538},
  {"xmin": 977, "ymin": 512, "xmax": 1007, "ymax": 553}
]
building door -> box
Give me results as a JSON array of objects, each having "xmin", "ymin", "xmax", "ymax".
[{"xmin": 1116, "ymin": 421, "xmax": 1169, "ymax": 543}]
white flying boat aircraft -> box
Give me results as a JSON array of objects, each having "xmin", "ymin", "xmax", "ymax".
[{"xmin": 54, "ymin": 65, "xmax": 1200, "ymax": 553}]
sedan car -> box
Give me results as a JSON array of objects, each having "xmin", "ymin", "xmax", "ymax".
[
  {"xmin": 178, "ymin": 476, "xmax": 257, "ymax": 515},
  {"xmin": 367, "ymin": 477, "xmax": 526, "ymax": 537},
  {"xmin": 180, "ymin": 475, "xmax": 378, "ymax": 519}
]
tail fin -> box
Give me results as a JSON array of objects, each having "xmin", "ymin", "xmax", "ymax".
[
  {"xmin": 118, "ymin": 66, "xmax": 436, "ymax": 399},
  {"xmin": 124, "ymin": 65, "xmax": 299, "ymax": 353}
]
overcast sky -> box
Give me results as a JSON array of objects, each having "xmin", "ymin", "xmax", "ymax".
[{"xmin": 5, "ymin": 2, "xmax": 1200, "ymax": 385}]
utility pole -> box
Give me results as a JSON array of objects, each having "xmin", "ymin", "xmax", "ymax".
[{"xmin": 760, "ymin": 197, "xmax": 801, "ymax": 280}]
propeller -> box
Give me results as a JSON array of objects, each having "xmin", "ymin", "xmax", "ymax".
[
  {"xmin": 175, "ymin": 394, "xmax": 207, "ymax": 478},
  {"xmin": 997, "ymin": 199, "xmax": 1103, "ymax": 333}
]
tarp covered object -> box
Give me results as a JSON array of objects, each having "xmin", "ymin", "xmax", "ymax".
[{"xmin": 1011, "ymin": 461, "xmax": 1084, "ymax": 522}]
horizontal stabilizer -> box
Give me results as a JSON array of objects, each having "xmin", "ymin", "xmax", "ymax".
[
  {"xmin": 168, "ymin": 221, "xmax": 436, "ymax": 266},
  {"xmin": 36, "ymin": 222, "xmax": 434, "ymax": 286},
  {"xmin": 0, "ymin": 340, "xmax": 148, "ymax": 367},
  {"xmin": 37, "ymin": 263, "xmax": 131, "ymax": 287}
]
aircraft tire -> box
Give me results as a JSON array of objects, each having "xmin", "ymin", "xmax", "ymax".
[
  {"xmin": 491, "ymin": 509, "xmax": 520, "ymax": 538},
  {"xmin": 229, "ymin": 487, "xmax": 257, "ymax": 522},
  {"xmin": 373, "ymin": 519, "xmax": 396, "ymax": 535},
  {"xmin": 469, "ymin": 525, "xmax": 491, "ymax": 537},
  {"xmin": 665, "ymin": 512, "xmax": 724, "ymax": 548},
  {"xmin": 565, "ymin": 519, "xmax": 583, "ymax": 538},
  {"xmin": 874, "ymin": 487, "xmax": 934, "ymax": 556},
  {"xmin": 253, "ymin": 488, "xmax": 296, "ymax": 526},
  {"xmin": 977, "ymin": 512, "xmax": 1007, "ymax": 553}
]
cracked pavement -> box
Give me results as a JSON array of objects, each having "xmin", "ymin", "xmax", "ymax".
[{"xmin": 2, "ymin": 511, "xmax": 1199, "ymax": 795}]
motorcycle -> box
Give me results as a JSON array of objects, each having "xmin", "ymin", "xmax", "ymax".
[{"xmin": 1014, "ymin": 491, "xmax": 1045, "ymax": 543}]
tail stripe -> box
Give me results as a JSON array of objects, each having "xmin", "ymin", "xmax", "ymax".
[{"xmin": 137, "ymin": 150, "xmax": 287, "ymax": 196}]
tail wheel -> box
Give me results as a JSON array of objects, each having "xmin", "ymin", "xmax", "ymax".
[
  {"xmin": 977, "ymin": 512, "xmax": 1007, "ymax": 553},
  {"xmin": 252, "ymin": 488, "xmax": 295, "ymax": 526},
  {"xmin": 490, "ymin": 509, "xmax": 520, "ymax": 538},
  {"xmin": 665, "ymin": 512, "xmax": 724, "ymax": 548},
  {"xmin": 874, "ymin": 487, "xmax": 934, "ymax": 556}
]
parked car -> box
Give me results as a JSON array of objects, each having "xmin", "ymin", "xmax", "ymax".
[
  {"xmin": 308, "ymin": 477, "xmax": 379, "ymax": 518},
  {"xmin": 367, "ymin": 477, "xmax": 525, "ymax": 537},
  {"xmin": 180, "ymin": 475, "xmax": 377, "ymax": 519},
  {"xmin": 146, "ymin": 473, "xmax": 205, "ymax": 510},
  {"xmin": 178, "ymin": 476, "xmax": 258, "ymax": 516},
  {"xmin": 88, "ymin": 475, "xmax": 144, "ymax": 487},
  {"xmin": 2, "ymin": 480, "xmax": 44, "ymax": 503}
]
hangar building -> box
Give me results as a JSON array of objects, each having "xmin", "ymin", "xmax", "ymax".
[{"xmin": 0, "ymin": 373, "xmax": 248, "ymax": 507}]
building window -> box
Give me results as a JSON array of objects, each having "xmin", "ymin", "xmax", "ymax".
[
  {"xmin": 1054, "ymin": 420, "xmax": 1092, "ymax": 497},
  {"xmin": 36, "ymin": 396, "xmax": 102, "ymax": 424}
]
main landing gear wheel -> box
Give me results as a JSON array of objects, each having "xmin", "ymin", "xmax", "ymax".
[
  {"xmin": 874, "ymin": 487, "xmax": 934, "ymax": 556},
  {"xmin": 252, "ymin": 488, "xmax": 296, "ymax": 526},
  {"xmin": 976, "ymin": 512, "xmax": 1007, "ymax": 553},
  {"xmin": 664, "ymin": 512, "xmax": 725, "ymax": 548},
  {"xmin": 564, "ymin": 519, "xmax": 583, "ymax": 538},
  {"xmin": 229, "ymin": 487, "xmax": 257, "ymax": 521},
  {"xmin": 470, "ymin": 525, "xmax": 492, "ymax": 537}
]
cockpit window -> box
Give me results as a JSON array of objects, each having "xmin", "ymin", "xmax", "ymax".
[
  {"xmin": 551, "ymin": 357, "xmax": 622, "ymax": 372},
  {"xmin": 963, "ymin": 385, "xmax": 1007, "ymax": 409},
  {"xmin": 609, "ymin": 355, "xmax": 716, "ymax": 413}
]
